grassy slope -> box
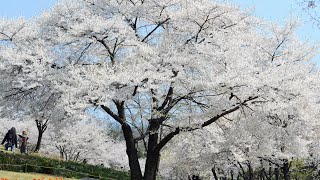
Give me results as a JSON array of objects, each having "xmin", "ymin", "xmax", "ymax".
[
  {"xmin": 0, "ymin": 145, "xmax": 129, "ymax": 180},
  {"xmin": 0, "ymin": 170, "xmax": 76, "ymax": 179}
]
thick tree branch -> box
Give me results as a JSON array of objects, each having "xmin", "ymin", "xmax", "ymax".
[
  {"xmin": 155, "ymin": 96, "xmax": 258, "ymax": 152},
  {"xmin": 157, "ymin": 86, "xmax": 173, "ymax": 111},
  {"xmin": 201, "ymin": 96, "xmax": 258, "ymax": 128},
  {"xmin": 154, "ymin": 127, "xmax": 180, "ymax": 153},
  {"xmin": 100, "ymin": 104, "xmax": 124, "ymax": 124}
]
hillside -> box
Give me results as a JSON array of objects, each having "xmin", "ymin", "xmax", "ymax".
[{"xmin": 0, "ymin": 147, "xmax": 129, "ymax": 180}]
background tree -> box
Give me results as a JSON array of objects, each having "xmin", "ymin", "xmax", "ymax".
[
  {"xmin": 47, "ymin": 117, "xmax": 128, "ymax": 167},
  {"xmin": 0, "ymin": 17, "xmax": 66, "ymax": 152}
]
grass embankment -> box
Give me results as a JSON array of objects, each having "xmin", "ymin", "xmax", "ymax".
[
  {"xmin": 0, "ymin": 146, "xmax": 129, "ymax": 180},
  {"xmin": 0, "ymin": 170, "xmax": 76, "ymax": 180}
]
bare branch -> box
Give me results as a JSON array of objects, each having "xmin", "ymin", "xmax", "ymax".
[
  {"xmin": 141, "ymin": 18, "xmax": 170, "ymax": 42},
  {"xmin": 157, "ymin": 85, "xmax": 173, "ymax": 111},
  {"xmin": 100, "ymin": 104, "xmax": 124, "ymax": 124},
  {"xmin": 75, "ymin": 42, "xmax": 92, "ymax": 64}
]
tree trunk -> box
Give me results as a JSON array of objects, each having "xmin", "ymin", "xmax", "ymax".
[
  {"xmin": 144, "ymin": 150, "xmax": 160, "ymax": 180},
  {"xmin": 283, "ymin": 160, "xmax": 290, "ymax": 180},
  {"xmin": 230, "ymin": 170, "xmax": 234, "ymax": 180},
  {"xmin": 144, "ymin": 119, "xmax": 160, "ymax": 180},
  {"xmin": 274, "ymin": 168, "xmax": 279, "ymax": 180},
  {"xmin": 122, "ymin": 123, "xmax": 143, "ymax": 180},
  {"xmin": 60, "ymin": 151, "xmax": 64, "ymax": 160},
  {"xmin": 248, "ymin": 162, "xmax": 253, "ymax": 180},
  {"xmin": 268, "ymin": 163, "xmax": 272, "ymax": 179},
  {"xmin": 259, "ymin": 168, "xmax": 265, "ymax": 180},
  {"xmin": 34, "ymin": 119, "xmax": 48, "ymax": 152},
  {"xmin": 101, "ymin": 102, "xmax": 143, "ymax": 180},
  {"xmin": 34, "ymin": 130, "xmax": 43, "ymax": 152},
  {"xmin": 211, "ymin": 166, "xmax": 219, "ymax": 180}
]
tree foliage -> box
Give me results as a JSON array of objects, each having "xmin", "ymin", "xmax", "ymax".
[{"xmin": 1, "ymin": 0, "xmax": 320, "ymax": 179}]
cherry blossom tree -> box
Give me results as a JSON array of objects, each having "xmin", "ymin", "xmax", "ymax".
[
  {"xmin": 0, "ymin": 17, "xmax": 63, "ymax": 152},
  {"xmin": 46, "ymin": 117, "xmax": 128, "ymax": 167},
  {"xmin": 1, "ymin": 0, "xmax": 320, "ymax": 179},
  {"xmin": 0, "ymin": 67, "xmax": 61, "ymax": 152}
]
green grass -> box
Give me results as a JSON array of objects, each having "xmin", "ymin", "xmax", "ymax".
[
  {"xmin": 0, "ymin": 145, "xmax": 130, "ymax": 180},
  {"xmin": 0, "ymin": 170, "xmax": 76, "ymax": 179}
]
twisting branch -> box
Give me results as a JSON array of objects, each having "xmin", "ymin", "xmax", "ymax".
[
  {"xmin": 162, "ymin": 90, "xmax": 204, "ymax": 114},
  {"xmin": 202, "ymin": 96, "xmax": 258, "ymax": 127},
  {"xmin": 100, "ymin": 104, "xmax": 123, "ymax": 124},
  {"xmin": 93, "ymin": 36, "xmax": 115, "ymax": 65},
  {"xmin": 154, "ymin": 127, "xmax": 180, "ymax": 152},
  {"xmin": 194, "ymin": 14, "xmax": 210, "ymax": 43},
  {"xmin": 157, "ymin": 85, "xmax": 174, "ymax": 111},
  {"xmin": 0, "ymin": 32, "xmax": 12, "ymax": 41},
  {"xmin": 75, "ymin": 42, "xmax": 92, "ymax": 64},
  {"xmin": 0, "ymin": 23, "xmax": 25, "ymax": 42},
  {"xmin": 154, "ymin": 96, "xmax": 259, "ymax": 152}
]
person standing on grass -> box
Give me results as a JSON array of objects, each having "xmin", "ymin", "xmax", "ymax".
[
  {"xmin": 19, "ymin": 130, "xmax": 29, "ymax": 154},
  {"xmin": 1, "ymin": 127, "xmax": 18, "ymax": 152}
]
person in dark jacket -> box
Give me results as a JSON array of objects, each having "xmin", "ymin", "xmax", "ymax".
[{"xmin": 1, "ymin": 127, "xmax": 18, "ymax": 152}]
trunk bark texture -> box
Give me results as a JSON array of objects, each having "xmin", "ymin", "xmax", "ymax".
[
  {"xmin": 34, "ymin": 131, "xmax": 43, "ymax": 152},
  {"xmin": 122, "ymin": 123, "xmax": 143, "ymax": 180},
  {"xmin": 144, "ymin": 119, "xmax": 161, "ymax": 180},
  {"xmin": 283, "ymin": 160, "xmax": 290, "ymax": 180}
]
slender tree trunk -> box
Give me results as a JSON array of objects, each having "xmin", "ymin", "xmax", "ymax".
[
  {"xmin": 34, "ymin": 119, "xmax": 48, "ymax": 152},
  {"xmin": 248, "ymin": 162, "xmax": 253, "ymax": 180},
  {"xmin": 274, "ymin": 168, "xmax": 279, "ymax": 180},
  {"xmin": 230, "ymin": 170, "xmax": 234, "ymax": 180},
  {"xmin": 212, "ymin": 166, "xmax": 219, "ymax": 180},
  {"xmin": 34, "ymin": 130, "xmax": 43, "ymax": 152},
  {"xmin": 259, "ymin": 168, "xmax": 265, "ymax": 180},
  {"xmin": 60, "ymin": 151, "xmax": 64, "ymax": 160},
  {"xmin": 268, "ymin": 163, "xmax": 272, "ymax": 179}
]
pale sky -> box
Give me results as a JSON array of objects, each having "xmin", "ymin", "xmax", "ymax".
[
  {"xmin": 0, "ymin": 0, "xmax": 56, "ymax": 18},
  {"xmin": 232, "ymin": 0, "xmax": 319, "ymax": 42},
  {"xmin": 0, "ymin": 0, "xmax": 318, "ymax": 42}
]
